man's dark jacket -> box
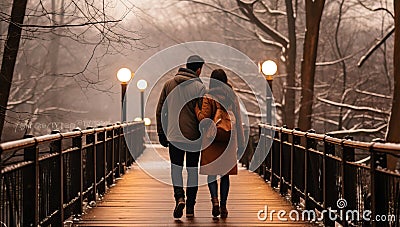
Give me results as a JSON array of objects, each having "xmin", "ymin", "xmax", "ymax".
[{"xmin": 156, "ymin": 68, "xmax": 206, "ymax": 143}]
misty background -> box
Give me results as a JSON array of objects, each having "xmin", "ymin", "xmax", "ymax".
[{"xmin": 0, "ymin": 0, "xmax": 395, "ymax": 142}]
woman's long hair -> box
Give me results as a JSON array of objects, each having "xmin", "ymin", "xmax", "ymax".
[
  {"xmin": 209, "ymin": 69, "xmax": 228, "ymax": 89},
  {"xmin": 208, "ymin": 69, "xmax": 236, "ymax": 109}
]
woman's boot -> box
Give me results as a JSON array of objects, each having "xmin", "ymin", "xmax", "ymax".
[
  {"xmin": 220, "ymin": 205, "xmax": 228, "ymax": 218},
  {"xmin": 211, "ymin": 197, "xmax": 220, "ymax": 217}
]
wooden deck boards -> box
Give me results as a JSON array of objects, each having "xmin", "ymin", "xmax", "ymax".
[{"xmin": 75, "ymin": 146, "xmax": 313, "ymax": 226}]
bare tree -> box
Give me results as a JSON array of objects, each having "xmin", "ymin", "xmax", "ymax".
[
  {"xmin": 334, "ymin": 0, "xmax": 346, "ymax": 131},
  {"xmin": 0, "ymin": 0, "xmax": 146, "ymax": 140},
  {"xmin": 235, "ymin": 0, "xmax": 297, "ymax": 128},
  {"xmin": 352, "ymin": 0, "xmax": 398, "ymax": 168},
  {"xmin": 386, "ymin": 0, "xmax": 400, "ymax": 169},
  {"xmin": 298, "ymin": 0, "xmax": 325, "ymax": 131},
  {"xmin": 0, "ymin": 0, "xmax": 28, "ymax": 141},
  {"xmin": 283, "ymin": 0, "xmax": 296, "ymax": 128}
]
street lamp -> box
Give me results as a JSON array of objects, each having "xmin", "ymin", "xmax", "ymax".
[
  {"xmin": 260, "ymin": 60, "xmax": 277, "ymax": 124},
  {"xmin": 137, "ymin": 79, "xmax": 148, "ymax": 120},
  {"xmin": 260, "ymin": 60, "xmax": 277, "ymax": 91},
  {"xmin": 117, "ymin": 68, "xmax": 133, "ymax": 122}
]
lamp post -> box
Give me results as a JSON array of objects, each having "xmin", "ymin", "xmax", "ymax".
[
  {"xmin": 137, "ymin": 79, "xmax": 148, "ymax": 120},
  {"xmin": 117, "ymin": 68, "xmax": 133, "ymax": 122},
  {"xmin": 260, "ymin": 60, "xmax": 277, "ymax": 124}
]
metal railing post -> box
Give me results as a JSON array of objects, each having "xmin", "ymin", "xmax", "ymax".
[
  {"xmin": 271, "ymin": 128, "xmax": 279, "ymax": 188},
  {"xmin": 291, "ymin": 129, "xmax": 301, "ymax": 205},
  {"xmin": 86, "ymin": 127, "xmax": 96, "ymax": 203},
  {"xmin": 372, "ymin": 139, "xmax": 388, "ymax": 226},
  {"xmin": 72, "ymin": 128, "xmax": 83, "ymax": 215},
  {"xmin": 342, "ymin": 136, "xmax": 356, "ymax": 226},
  {"xmin": 323, "ymin": 135, "xmax": 336, "ymax": 226},
  {"xmin": 115, "ymin": 124, "xmax": 121, "ymax": 178},
  {"xmin": 369, "ymin": 146, "xmax": 376, "ymax": 227},
  {"xmin": 251, "ymin": 125, "xmax": 260, "ymax": 171},
  {"xmin": 280, "ymin": 126, "xmax": 289, "ymax": 195},
  {"xmin": 106, "ymin": 125, "xmax": 114, "ymax": 186},
  {"xmin": 305, "ymin": 129, "xmax": 317, "ymax": 210},
  {"xmin": 120, "ymin": 125, "xmax": 126, "ymax": 174},
  {"xmin": 126, "ymin": 124, "xmax": 130, "ymax": 168},
  {"xmin": 97, "ymin": 126, "xmax": 106, "ymax": 195},
  {"xmin": 261, "ymin": 126, "xmax": 269, "ymax": 180},
  {"xmin": 50, "ymin": 130, "xmax": 64, "ymax": 225},
  {"xmin": 22, "ymin": 135, "xmax": 39, "ymax": 226},
  {"xmin": 262, "ymin": 126, "xmax": 267, "ymax": 178},
  {"xmin": 127, "ymin": 124, "xmax": 133, "ymax": 166}
]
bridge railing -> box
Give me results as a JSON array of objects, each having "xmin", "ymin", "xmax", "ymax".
[
  {"xmin": 254, "ymin": 124, "xmax": 399, "ymax": 227},
  {"xmin": 0, "ymin": 122, "xmax": 145, "ymax": 227}
]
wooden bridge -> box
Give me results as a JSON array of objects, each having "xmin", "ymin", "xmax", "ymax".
[
  {"xmin": 75, "ymin": 145, "xmax": 309, "ymax": 226},
  {"xmin": 0, "ymin": 122, "xmax": 399, "ymax": 227}
]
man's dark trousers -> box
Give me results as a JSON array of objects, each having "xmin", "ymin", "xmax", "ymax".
[{"xmin": 169, "ymin": 142, "xmax": 200, "ymax": 207}]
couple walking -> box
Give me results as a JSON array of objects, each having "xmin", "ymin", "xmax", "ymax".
[{"xmin": 156, "ymin": 55, "xmax": 245, "ymax": 219}]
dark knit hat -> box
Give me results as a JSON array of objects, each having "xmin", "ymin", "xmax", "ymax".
[
  {"xmin": 186, "ymin": 55, "xmax": 205, "ymax": 72},
  {"xmin": 186, "ymin": 55, "xmax": 205, "ymax": 64}
]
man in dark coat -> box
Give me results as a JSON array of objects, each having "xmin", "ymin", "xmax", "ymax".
[{"xmin": 156, "ymin": 55, "xmax": 206, "ymax": 218}]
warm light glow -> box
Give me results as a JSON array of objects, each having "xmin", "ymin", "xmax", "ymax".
[
  {"xmin": 261, "ymin": 60, "xmax": 278, "ymax": 77},
  {"xmin": 137, "ymin": 79, "xmax": 148, "ymax": 91},
  {"xmin": 134, "ymin": 117, "xmax": 142, "ymax": 122},
  {"xmin": 117, "ymin": 68, "xmax": 133, "ymax": 83},
  {"xmin": 144, "ymin": 118, "xmax": 151, "ymax": 126}
]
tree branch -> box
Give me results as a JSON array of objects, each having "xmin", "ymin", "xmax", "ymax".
[
  {"xmin": 357, "ymin": 25, "xmax": 394, "ymax": 67},
  {"xmin": 354, "ymin": 89, "xmax": 391, "ymax": 99},
  {"xmin": 316, "ymin": 53, "xmax": 354, "ymax": 66},
  {"xmin": 357, "ymin": 0, "xmax": 394, "ymax": 18},
  {"xmin": 21, "ymin": 19, "xmax": 122, "ymax": 28},
  {"xmin": 327, "ymin": 124, "xmax": 387, "ymax": 136},
  {"xmin": 236, "ymin": 0, "xmax": 289, "ymax": 47},
  {"xmin": 180, "ymin": 0, "xmax": 251, "ymax": 22},
  {"xmin": 317, "ymin": 97, "xmax": 390, "ymax": 116},
  {"xmin": 37, "ymin": 107, "xmax": 88, "ymax": 114},
  {"xmin": 255, "ymin": 0, "xmax": 286, "ymax": 16},
  {"xmin": 255, "ymin": 31, "xmax": 284, "ymax": 49}
]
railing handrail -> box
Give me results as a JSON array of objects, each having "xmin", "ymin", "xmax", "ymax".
[
  {"xmin": 0, "ymin": 121, "xmax": 145, "ymax": 227},
  {"xmin": 0, "ymin": 122, "xmax": 141, "ymax": 154},
  {"xmin": 260, "ymin": 123, "xmax": 400, "ymax": 157},
  {"xmin": 253, "ymin": 123, "xmax": 400, "ymax": 226}
]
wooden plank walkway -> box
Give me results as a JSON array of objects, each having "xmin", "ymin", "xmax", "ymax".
[{"xmin": 75, "ymin": 146, "xmax": 312, "ymax": 226}]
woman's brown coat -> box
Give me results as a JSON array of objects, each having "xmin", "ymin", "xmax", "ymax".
[{"xmin": 195, "ymin": 87, "xmax": 245, "ymax": 175}]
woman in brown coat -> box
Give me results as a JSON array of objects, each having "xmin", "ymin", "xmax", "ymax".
[{"xmin": 195, "ymin": 69, "xmax": 245, "ymax": 218}]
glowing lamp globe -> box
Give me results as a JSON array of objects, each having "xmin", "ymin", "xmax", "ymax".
[
  {"xmin": 144, "ymin": 118, "xmax": 151, "ymax": 126},
  {"xmin": 137, "ymin": 79, "xmax": 148, "ymax": 91},
  {"xmin": 117, "ymin": 68, "xmax": 132, "ymax": 83},
  {"xmin": 261, "ymin": 60, "xmax": 277, "ymax": 77}
]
